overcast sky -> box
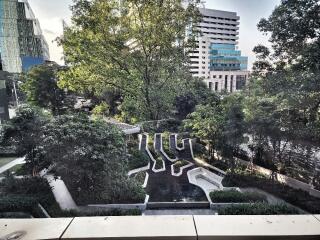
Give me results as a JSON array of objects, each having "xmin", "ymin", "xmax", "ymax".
[{"xmin": 28, "ymin": 0, "xmax": 281, "ymax": 68}]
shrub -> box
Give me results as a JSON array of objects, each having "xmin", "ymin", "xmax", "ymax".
[
  {"xmin": 56, "ymin": 208, "xmax": 142, "ymax": 217},
  {"xmin": 222, "ymin": 172, "xmax": 320, "ymax": 213},
  {"xmin": 132, "ymin": 172, "xmax": 146, "ymax": 186},
  {"xmin": 210, "ymin": 190, "xmax": 265, "ymax": 203},
  {"xmin": 218, "ymin": 203, "xmax": 299, "ymax": 215},
  {"xmin": 128, "ymin": 149, "xmax": 149, "ymax": 170}
]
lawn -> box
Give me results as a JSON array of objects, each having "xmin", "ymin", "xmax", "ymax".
[{"xmin": 0, "ymin": 157, "xmax": 17, "ymax": 168}]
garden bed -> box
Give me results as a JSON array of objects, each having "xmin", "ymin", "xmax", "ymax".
[
  {"xmin": 210, "ymin": 190, "xmax": 266, "ymax": 203},
  {"xmin": 222, "ymin": 171, "xmax": 320, "ymax": 213},
  {"xmin": 172, "ymin": 160, "xmax": 190, "ymax": 174},
  {"xmin": 132, "ymin": 172, "xmax": 147, "ymax": 186},
  {"xmin": 162, "ymin": 132, "xmax": 177, "ymax": 159},
  {"xmin": 218, "ymin": 203, "xmax": 299, "ymax": 215},
  {"xmin": 128, "ymin": 149, "xmax": 149, "ymax": 170}
]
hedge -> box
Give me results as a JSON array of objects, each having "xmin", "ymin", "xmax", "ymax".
[
  {"xmin": 210, "ymin": 190, "xmax": 265, "ymax": 203},
  {"xmin": 222, "ymin": 172, "xmax": 320, "ymax": 213},
  {"xmin": 218, "ymin": 203, "xmax": 299, "ymax": 215},
  {"xmin": 128, "ymin": 149, "xmax": 149, "ymax": 170}
]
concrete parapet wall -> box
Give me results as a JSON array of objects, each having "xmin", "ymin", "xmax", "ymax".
[{"xmin": 1, "ymin": 215, "xmax": 320, "ymax": 239}]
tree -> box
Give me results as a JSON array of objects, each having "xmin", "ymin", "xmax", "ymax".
[
  {"xmin": 219, "ymin": 94, "xmax": 247, "ymax": 171},
  {"xmin": 253, "ymin": 0, "xmax": 320, "ymax": 140},
  {"xmin": 257, "ymin": 0, "xmax": 320, "ymax": 71},
  {"xmin": 0, "ymin": 105, "xmax": 50, "ymax": 175},
  {"xmin": 184, "ymin": 103, "xmax": 224, "ymax": 160},
  {"xmin": 34, "ymin": 114, "xmax": 144, "ymax": 204},
  {"xmin": 58, "ymin": 0, "xmax": 201, "ymax": 121},
  {"xmin": 21, "ymin": 62, "xmax": 66, "ymax": 115}
]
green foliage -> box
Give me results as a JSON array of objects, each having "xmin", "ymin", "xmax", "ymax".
[
  {"xmin": 58, "ymin": 0, "xmax": 201, "ymax": 121},
  {"xmin": 34, "ymin": 114, "xmax": 145, "ymax": 204},
  {"xmin": 56, "ymin": 208, "xmax": 142, "ymax": 217},
  {"xmin": 92, "ymin": 102, "xmax": 110, "ymax": 117},
  {"xmin": 0, "ymin": 176, "xmax": 55, "ymax": 218},
  {"xmin": 222, "ymin": 172, "xmax": 320, "ymax": 213},
  {"xmin": 209, "ymin": 190, "xmax": 265, "ymax": 203},
  {"xmin": 128, "ymin": 149, "xmax": 149, "ymax": 170},
  {"xmin": 218, "ymin": 203, "xmax": 299, "ymax": 215},
  {"xmin": 0, "ymin": 105, "xmax": 50, "ymax": 173},
  {"xmin": 21, "ymin": 63, "xmax": 66, "ymax": 115}
]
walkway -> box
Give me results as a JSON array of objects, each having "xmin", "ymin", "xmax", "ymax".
[
  {"xmin": 0, "ymin": 156, "xmax": 25, "ymax": 174},
  {"xmin": 44, "ymin": 175, "xmax": 78, "ymax": 210}
]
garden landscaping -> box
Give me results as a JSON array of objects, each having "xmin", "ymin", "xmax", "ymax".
[
  {"xmin": 210, "ymin": 190, "xmax": 266, "ymax": 203},
  {"xmin": 218, "ymin": 203, "xmax": 299, "ymax": 215},
  {"xmin": 222, "ymin": 171, "xmax": 320, "ymax": 213}
]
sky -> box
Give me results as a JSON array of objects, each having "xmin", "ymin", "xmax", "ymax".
[{"xmin": 28, "ymin": 0, "xmax": 281, "ymax": 69}]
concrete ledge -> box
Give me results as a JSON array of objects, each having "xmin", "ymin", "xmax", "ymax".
[
  {"xmin": 62, "ymin": 216, "xmax": 197, "ymax": 240},
  {"xmin": 0, "ymin": 218, "xmax": 73, "ymax": 240},
  {"xmin": 194, "ymin": 215, "xmax": 320, "ymax": 240},
  {"xmin": 1, "ymin": 215, "xmax": 320, "ymax": 239}
]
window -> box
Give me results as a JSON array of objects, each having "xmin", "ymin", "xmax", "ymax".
[
  {"xmin": 219, "ymin": 75, "xmax": 222, "ymax": 79},
  {"xmin": 215, "ymin": 82, "xmax": 218, "ymax": 91},
  {"xmin": 230, "ymin": 79, "xmax": 233, "ymax": 92},
  {"xmin": 236, "ymin": 75, "xmax": 246, "ymax": 90},
  {"xmin": 213, "ymin": 75, "xmax": 216, "ymax": 78},
  {"xmin": 225, "ymin": 77, "xmax": 228, "ymax": 89},
  {"xmin": 209, "ymin": 82, "xmax": 213, "ymax": 90}
]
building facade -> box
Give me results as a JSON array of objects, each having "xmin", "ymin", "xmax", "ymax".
[
  {"xmin": 0, "ymin": 0, "xmax": 49, "ymax": 73},
  {"xmin": 189, "ymin": 8, "xmax": 249, "ymax": 92},
  {"xmin": 0, "ymin": 71, "xmax": 9, "ymax": 122}
]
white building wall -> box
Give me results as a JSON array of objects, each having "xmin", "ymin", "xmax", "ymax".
[{"xmin": 205, "ymin": 71, "xmax": 249, "ymax": 93}]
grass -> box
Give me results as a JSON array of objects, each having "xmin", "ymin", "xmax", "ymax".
[
  {"xmin": 210, "ymin": 190, "xmax": 266, "ymax": 203},
  {"xmin": 0, "ymin": 157, "xmax": 17, "ymax": 168}
]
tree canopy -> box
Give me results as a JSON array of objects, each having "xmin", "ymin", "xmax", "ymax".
[{"xmin": 59, "ymin": 0, "xmax": 201, "ymax": 122}]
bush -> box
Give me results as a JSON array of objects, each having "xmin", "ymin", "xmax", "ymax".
[
  {"xmin": 128, "ymin": 149, "xmax": 149, "ymax": 170},
  {"xmin": 56, "ymin": 208, "xmax": 142, "ymax": 217},
  {"xmin": 218, "ymin": 203, "xmax": 299, "ymax": 215},
  {"xmin": 132, "ymin": 172, "xmax": 146, "ymax": 186},
  {"xmin": 193, "ymin": 142, "xmax": 207, "ymax": 159},
  {"xmin": 210, "ymin": 190, "xmax": 265, "ymax": 203},
  {"xmin": 222, "ymin": 172, "xmax": 320, "ymax": 213}
]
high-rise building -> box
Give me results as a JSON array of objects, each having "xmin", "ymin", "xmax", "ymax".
[
  {"xmin": 0, "ymin": 71, "xmax": 9, "ymax": 122},
  {"xmin": 189, "ymin": 8, "xmax": 249, "ymax": 93},
  {"xmin": 0, "ymin": 0, "xmax": 49, "ymax": 73}
]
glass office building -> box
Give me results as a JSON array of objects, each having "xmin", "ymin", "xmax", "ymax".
[
  {"xmin": 0, "ymin": 0, "xmax": 49, "ymax": 73},
  {"xmin": 209, "ymin": 43, "xmax": 248, "ymax": 71}
]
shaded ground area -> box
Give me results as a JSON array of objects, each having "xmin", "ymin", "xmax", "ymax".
[
  {"xmin": 142, "ymin": 134, "xmax": 207, "ymax": 202},
  {"xmin": 146, "ymin": 169, "xmax": 207, "ymax": 202}
]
